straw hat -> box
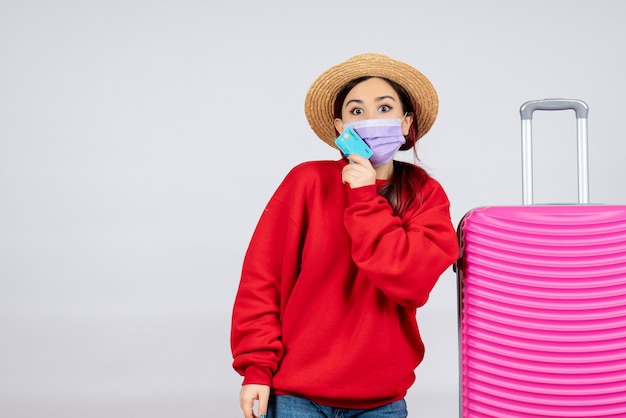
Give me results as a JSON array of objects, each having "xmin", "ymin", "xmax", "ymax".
[{"xmin": 304, "ymin": 53, "xmax": 439, "ymax": 148}]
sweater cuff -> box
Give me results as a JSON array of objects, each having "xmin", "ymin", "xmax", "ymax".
[
  {"xmin": 242, "ymin": 365, "xmax": 273, "ymax": 386},
  {"xmin": 346, "ymin": 184, "xmax": 379, "ymax": 202}
]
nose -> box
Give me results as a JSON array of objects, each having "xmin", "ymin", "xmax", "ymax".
[{"xmin": 364, "ymin": 108, "xmax": 379, "ymax": 119}]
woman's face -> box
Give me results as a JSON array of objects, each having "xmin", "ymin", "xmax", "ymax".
[{"xmin": 334, "ymin": 77, "xmax": 413, "ymax": 135}]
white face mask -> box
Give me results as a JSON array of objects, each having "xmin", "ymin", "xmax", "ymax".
[{"xmin": 342, "ymin": 117, "xmax": 406, "ymax": 167}]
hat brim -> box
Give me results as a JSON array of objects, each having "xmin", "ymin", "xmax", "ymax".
[{"xmin": 304, "ymin": 53, "xmax": 439, "ymax": 149}]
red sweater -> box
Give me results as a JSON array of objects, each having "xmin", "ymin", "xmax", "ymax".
[{"xmin": 231, "ymin": 159, "xmax": 459, "ymax": 409}]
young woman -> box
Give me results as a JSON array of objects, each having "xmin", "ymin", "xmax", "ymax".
[{"xmin": 231, "ymin": 53, "xmax": 459, "ymax": 418}]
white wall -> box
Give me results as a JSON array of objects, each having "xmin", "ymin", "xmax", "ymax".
[{"xmin": 1, "ymin": 0, "xmax": 625, "ymax": 416}]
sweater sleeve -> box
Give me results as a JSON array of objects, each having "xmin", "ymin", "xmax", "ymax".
[
  {"xmin": 343, "ymin": 179, "xmax": 459, "ymax": 309},
  {"xmin": 230, "ymin": 168, "xmax": 304, "ymax": 386}
]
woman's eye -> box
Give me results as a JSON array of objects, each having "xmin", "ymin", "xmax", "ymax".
[
  {"xmin": 379, "ymin": 105, "xmax": 391, "ymax": 112},
  {"xmin": 350, "ymin": 108, "xmax": 363, "ymax": 115}
]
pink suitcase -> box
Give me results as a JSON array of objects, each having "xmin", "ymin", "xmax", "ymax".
[{"xmin": 456, "ymin": 99, "xmax": 626, "ymax": 417}]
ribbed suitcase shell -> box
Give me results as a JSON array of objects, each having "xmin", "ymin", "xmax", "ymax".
[
  {"xmin": 457, "ymin": 205, "xmax": 626, "ymax": 417},
  {"xmin": 457, "ymin": 99, "xmax": 626, "ymax": 417}
]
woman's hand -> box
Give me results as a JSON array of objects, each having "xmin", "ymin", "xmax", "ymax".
[
  {"xmin": 240, "ymin": 384, "xmax": 270, "ymax": 418},
  {"xmin": 341, "ymin": 154, "xmax": 376, "ymax": 188}
]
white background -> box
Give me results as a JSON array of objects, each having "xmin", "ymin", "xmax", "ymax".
[{"xmin": 1, "ymin": 1, "xmax": 625, "ymax": 417}]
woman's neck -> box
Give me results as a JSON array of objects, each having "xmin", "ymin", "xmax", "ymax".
[{"xmin": 375, "ymin": 160, "xmax": 394, "ymax": 180}]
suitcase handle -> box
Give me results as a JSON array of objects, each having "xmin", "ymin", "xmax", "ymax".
[
  {"xmin": 520, "ymin": 99, "xmax": 589, "ymax": 120},
  {"xmin": 519, "ymin": 98, "xmax": 590, "ymax": 205}
]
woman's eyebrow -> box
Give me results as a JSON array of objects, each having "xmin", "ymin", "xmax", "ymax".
[
  {"xmin": 344, "ymin": 99, "xmax": 363, "ymax": 107},
  {"xmin": 345, "ymin": 96, "xmax": 396, "ymax": 107}
]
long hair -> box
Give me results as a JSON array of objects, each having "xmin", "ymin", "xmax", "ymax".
[{"xmin": 334, "ymin": 76, "xmax": 430, "ymax": 217}]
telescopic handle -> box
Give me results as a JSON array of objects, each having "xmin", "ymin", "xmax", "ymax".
[{"xmin": 519, "ymin": 98, "xmax": 590, "ymax": 205}]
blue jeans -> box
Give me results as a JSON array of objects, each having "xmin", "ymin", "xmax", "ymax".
[{"xmin": 266, "ymin": 394, "xmax": 407, "ymax": 418}]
